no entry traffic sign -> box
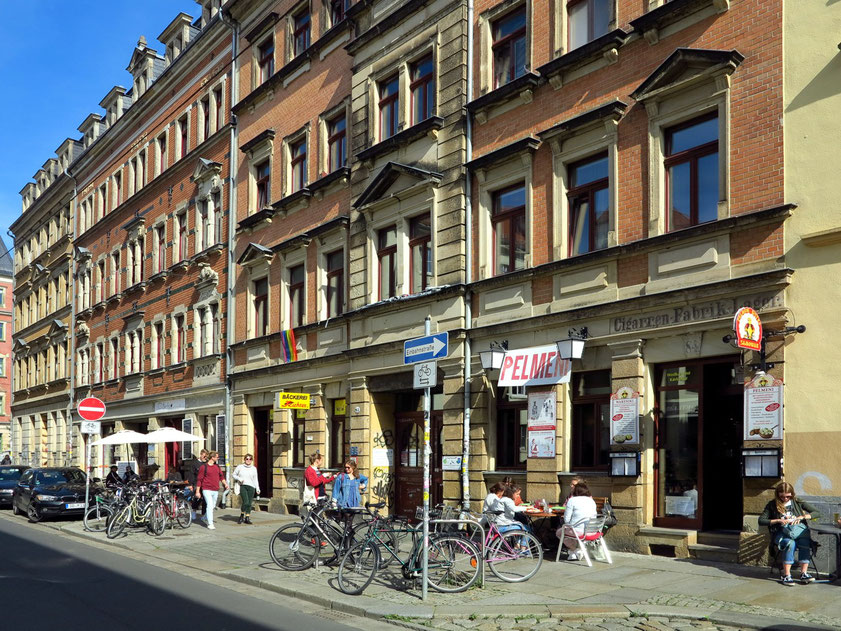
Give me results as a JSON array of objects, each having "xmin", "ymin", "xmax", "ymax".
[{"xmin": 77, "ymin": 397, "xmax": 106, "ymax": 421}]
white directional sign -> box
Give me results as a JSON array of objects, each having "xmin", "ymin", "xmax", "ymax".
[
  {"xmin": 413, "ymin": 361, "xmax": 437, "ymax": 389},
  {"xmin": 404, "ymin": 332, "xmax": 448, "ymax": 364}
]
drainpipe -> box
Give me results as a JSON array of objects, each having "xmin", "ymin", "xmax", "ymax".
[
  {"xmin": 6, "ymin": 229, "xmax": 17, "ymax": 461},
  {"xmin": 221, "ymin": 11, "xmax": 239, "ymax": 490},
  {"xmin": 462, "ymin": 0, "xmax": 474, "ymax": 511},
  {"xmin": 65, "ymin": 168, "xmax": 78, "ymax": 470}
]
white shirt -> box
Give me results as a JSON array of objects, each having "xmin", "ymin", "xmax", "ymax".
[
  {"xmin": 564, "ymin": 496, "xmax": 598, "ymax": 532},
  {"xmin": 483, "ymin": 493, "xmax": 498, "ymax": 513},
  {"xmin": 492, "ymin": 496, "xmax": 525, "ymax": 527},
  {"xmin": 233, "ymin": 463, "xmax": 260, "ymax": 494}
]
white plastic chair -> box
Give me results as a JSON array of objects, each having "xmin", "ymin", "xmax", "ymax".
[{"xmin": 555, "ymin": 515, "xmax": 613, "ymax": 567}]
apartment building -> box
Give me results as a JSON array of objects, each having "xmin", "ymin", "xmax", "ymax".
[
  {"xmin": 0, "ymin": 237, "xmax": 13, "ymax": 456},
  {"xmin": 10, "ymin": 142, "xmax": 78, "ymax": 467},
  {"xmin": 67, "ymin": 5, "xmax": 232, "ymax": 478}
]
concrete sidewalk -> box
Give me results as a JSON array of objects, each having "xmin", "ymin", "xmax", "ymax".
[{"xmin": 23, "ymin": 508, "xmax": 841, "ymax": 630}]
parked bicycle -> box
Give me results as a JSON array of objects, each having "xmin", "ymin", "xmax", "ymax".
[
  {"xmin": 83, "ymin": 486, "xmax": 122, "ymax": 532},
  {"xmin": 337, "ymin": 502, "xmax": 482, "ymax": 595},
  {"xmin": 106, "ymin": 481, "xmax": 167, "ymax": 539},
  {"xmin": 158, "ymin": 484, "xmax": 192, "ymax": 530},
  {"xmin": 462, "ymin": 509, "xmax": 543, "ymax": 582}
]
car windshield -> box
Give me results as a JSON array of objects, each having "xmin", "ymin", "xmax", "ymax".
[
  {"xmin": 36, "ymin": 470, "xmax": 86, "ymax": 485},
  {"xmin": 0, "ymin": 468, "xmax": 24, "ymax": 481}
]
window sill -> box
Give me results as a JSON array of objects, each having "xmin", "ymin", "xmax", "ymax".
[
  {"xmin": 170, "ymin": 260, "xmax": 190, "ymax": 273},
  {"xmin": 355, "ymin": 116, "xmax": 444, "ymax": 165},
  {"xmin": 190, "ymin": 353, "xmax": 223, "ymax": 364},
  {"xmin": 146, "ymin": 367, "xmax": 165, "ymax": 377},
  {"xmin": 148, "ymin": 270, "xmax": 169, "ymax": 283},
  {"xmin": 92, "ymin": 300, "xmax": 107, "ymax": 312},
  {"xmin": 308, "ymin": 167, "xmax": 350, "ymax": 196},
  {"xmin": 271, "ymin": 188, "xmax": 311, "ymax": 217},
  {"xmin": 537, "ymin": 29, "xmax": 631, "ymax": 90},
  {"xmin": 77, "ymin": 307, "xmax": 93, "ymax": 319},
  {"xmin": 191, "ymin": 243, "xmax": 224, "ymax": 263},
  {"xmin": 168, "ymin": 361, "xmax": 188, "ymax": 372},
  {"xmin": 123, "ymin": 281, "xmax": 147, "ymax": 296},
  {"xmin": 106, "ymin": 293, "xmax": 122, "ymax": 305},
  {"xmin": 237, "ymin": 207, "xmax": 275, "ymax": 233},
  {"xmin": 467, "ymin": 73, "xmax": 540, "ymax": 123},
  {"xmin": 630, "ymin": 0, "xmax": 729, "ymax": 45}
]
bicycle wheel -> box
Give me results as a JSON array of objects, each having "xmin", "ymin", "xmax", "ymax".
[
  {"xmin": 148, "ymin": 501, "xmax": 168, "ymax": 536},
  {"xmin": 487, "ymin": 530, "xmax": 543, "ymax": 582},
  {"xmin": 106, "ymin": 505, "xmax": 130, "ymax": 539},
  {"xmin": 269, "ymin": 523, "xmax": 320, "ymax": 570},
  {"xmin": 337, "ymin": 540, "xmax": 379, "ymax": 595},
  {"xmin": 426, "ymin": 535, "xmax": 481, "ymax": 593},
  {"xmin": 175, "ymin": 498, "xmax": 192, "ymax": 528},
  {"xmin": 84, "ymin": 504, "xmax": 113, "ymax": 532}
]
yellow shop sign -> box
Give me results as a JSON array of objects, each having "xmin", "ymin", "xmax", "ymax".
[{"xmin": 276, "ymin": 392, "xmax": 311, "ymax": 409}]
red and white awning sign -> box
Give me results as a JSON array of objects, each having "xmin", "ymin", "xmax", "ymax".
[
  {"xmin": 733, "ymin": 306, "xmax": 763, "ymax": 351},
  {"xmin": 77, "ymin": 397, "xmax": 106, "ymax": 421},
  {"xmin": 498, "ymin": 344, "xmax": 571, "ymax": 387}
]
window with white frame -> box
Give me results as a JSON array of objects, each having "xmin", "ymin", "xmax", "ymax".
[
  {"xmin": 200, "ymin": 96, "xmax": 211, "ymax": 143},
  {"xmin": 328, "ymin": 0, "xmax": 350, "ymax": 27},
  {"xmin": 288, "ymin": 263, "xmax": 305, "ymax": 328},
  {"xmin": 111, "ymin": 251, "xmax": 121, "ymax": 295},
  {"xmin": 124, "ymin": 329, "xmax": 143, "ymax": 374},
  {"xmin": 254, "ymin": 159, "xmax": 271, "ymax": 211},
  {"xmin": 257, "ymin": 36, "xmax": 275, "ymax": 86},
  {"xmin": 196, "ymin": 304, "xmax": 220, "ymax": 357},
  {"xmin": 173, "ymin": 314, "xmax": 187, "ymax": 364},
  {"xmin": 252, "ymin": 277, "xmax": 268, "ymax": 338},
  {"xmin": 410, "ymin": 55, "xmax": 435, "ymax": 125},
  {"xmin": 94, "ymin": 342, "xmax": 104, "ymax": 383},
  {"xmin": 377, "ymin": 226, "xmax": 397, "ymax": 300},
  {"xmin": 177, "ymin": 114, "xmax": 189, "ymax": 160},
  {"xmin": 175, "ymin": 210, "xmax": 188, "ymax": 262},
  {"xmin": 126, "ymin": 237, "xmax": 145, "ymax": 286},
  {"xmin": 291, "ymin": 7, "xmax": 311, "ymax": 58},
  {"xmin": 156, "ymin": 132, "xmax": 168, "ymax": 175},
  {"xmin": 492, "ymin": 6, "xmax": 528, "ymax": 89},
  {"xmin": 492, "ymin": 184, "xmax": 527, "ymax": 275},
  {"xmin": 327, "ymin": 112, "xmax": 346, "ymax": 173},
  {"xmin": 96, "ymin": 260, "xmax": 106, "ymax": 303},
  {"xmin": 98, "ymin": 184, "xmax": 107, "ymax": 221},
  {"xmin": 154, "ymin": 224, "xmax": 166, "ymax": 273},
  {"xmin": 409, "ymin": 214, "xmax": 432, "ymax": 293},
  {"xmin": 151, "ymin": 321, "xmax": 166, "ymax": 369},
  {"xmin": 213, "ymin": 86, "xmax": 224, "ymax": 132},
  {"xmin": 325, "ymin": 249, "xmax": 344, "ymax": 318},
  {"xmin": 110, "ymin": 337, "xmax": 120, "ymax": 379},
  {"xmin": 289, "ymin": 135, "xmax": 307, "ymax": 193},
  {"xmin": 567, "ymin": 0, "xmax": 611, "ymax": 51},
  {"xmin": 378, "ymin": 74, "xmax": 400, "ymax": 141},
  {"xmin": 113, "ymin": 171, "xmax": 123, "ymax": 209}
]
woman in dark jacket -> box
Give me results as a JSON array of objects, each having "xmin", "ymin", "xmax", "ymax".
[{"xmin": 758, "ymin": 481, "xmax": 820, "ymax": 586}]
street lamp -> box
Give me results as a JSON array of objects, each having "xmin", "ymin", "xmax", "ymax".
[
  {"xmin": 479, "ymin": 341, "xmax": 507, "ymax": 371},
  {"xmin": 556, "ymin": 327, "xmax": 588, "ymax": 361}
]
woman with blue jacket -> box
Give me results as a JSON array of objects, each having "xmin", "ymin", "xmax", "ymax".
[{"xmin": 332, "ymin": 460, "xmax": 368, "ymax": 508}]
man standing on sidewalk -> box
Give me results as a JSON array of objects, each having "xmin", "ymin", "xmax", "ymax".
[{"xmin": 196, "ymin": 451, "xmax": 229, "ymax": 530}]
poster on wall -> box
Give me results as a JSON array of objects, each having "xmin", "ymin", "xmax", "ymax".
[
  {"xmin": 609, "ymin": 387, "xmax": 640, "ymax": 445},
  {"xmin": 744, "ymin": 372, "xmax": 783, "ymax": 440},
  {"xmin": 372, "ymin": 448, "xmax": 394, "ymax": 467},
  {"xmin": 527, "ymin": 391, "xmax": 556, "ymax": 430},
  {"xmin": 215, "ymin": 414, "xmax": 227, "ymax": 466},
  {"xmin": 527, "ymin": 430, "xmax": 556, "ymax": 458}
]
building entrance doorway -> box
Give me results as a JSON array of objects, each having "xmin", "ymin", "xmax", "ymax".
[
  {"xmin": 655, "ymin": 358, "xmax": 743, "ymax": 531},
  {"xmin": 162, "ymin": 417, "xmax": 183, "ymax": 477},
  {"xmin": 253, "ymin": 407, "xmax": 272, "ymax": 498},
  {"xmin": 393, "ymin": 411, "xmax": 443, "ymax": 521}
]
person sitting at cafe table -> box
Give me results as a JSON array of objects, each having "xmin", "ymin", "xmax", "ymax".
[
  {"xmin": 556, "ymin": 481, "xmax": 598, "ymax": 561},
  {"xmin": 564, "ymin": 476, "xmax": 582, "ymax": 505},
  {"xmin": 758, "ymin": 481, "xmax": 819, "ymax": 586},
  {"xmin": 105, "ymin": 465, "xmax": 123, "ymax": 488},
  {"xmin": 484, "ymin": 482, "xmax": 505, "ymax": 513},
  {"xmin": 501, "ymin": 476, "xmax": 524, "ymax": 506},
  {"xmin": 493, "ymin": 485, "xmax": 532, "ymax": 534}
]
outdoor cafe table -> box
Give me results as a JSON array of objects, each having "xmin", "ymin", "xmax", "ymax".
[
  {"xmin": 522, "ymin": 508, "xmax": 564, "ymax": 550},
  {"xmin": 809, "ymin": 522, "xmax": 841, "ymax": 581}
]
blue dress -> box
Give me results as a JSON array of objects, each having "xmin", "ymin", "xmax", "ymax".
[{"xmin": 332, "ymin": 472, "xmax": 368, "ymax": 508}]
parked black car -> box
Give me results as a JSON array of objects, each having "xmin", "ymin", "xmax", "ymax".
[
  {"xmin": 12, "ymin": 467, "xmax": 91, "ymax": 522},
  {"xmin": 0, "ymin": 466, "xmax": 29, "ymax": 507}
]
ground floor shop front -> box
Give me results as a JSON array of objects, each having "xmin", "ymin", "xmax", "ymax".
[{"xmin": 227, "ymin": 275, "xmax": 836, "ymax": 566}]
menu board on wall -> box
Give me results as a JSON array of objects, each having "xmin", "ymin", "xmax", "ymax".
[
  {"xmin": 527, "ymin": 391, "xmax": 556, "ymax": 458},
  {"xmin": 744, "ymin": 372, "xmax": 783, "ymax": 440},
  {"xmin": 527, "ymin": 430, "xmax": 556, "ymax": 458},
  {"xmin": 182, "ymin": 418, "xmax": 193, "ymax": 460},
  {"xmin": 215, "ymin": 414, "xmax": 227, "ymax": 466},
  {"xmin": 609, "ymin": 387, "xmax": 640, "ymax": 445}
]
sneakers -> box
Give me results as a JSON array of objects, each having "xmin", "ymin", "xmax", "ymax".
[
  {"xmin": 567, "ymin": 551, "xmax": 579, "ymax": 561},
  {"xmin": 800, "ymin": 572, "xmax": 815, "ymax": 584},
  {"xmin": 781, "ymin": 574, "xmax": 795, "ymax": 586},
  {"xmin": 207, "ymin": 524, "xmax": 216, "ymax": 530}
]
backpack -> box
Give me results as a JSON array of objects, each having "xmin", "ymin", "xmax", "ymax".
[{"xmin": 602, "ymin": 499, "xmax": 618, "ymax": 531}]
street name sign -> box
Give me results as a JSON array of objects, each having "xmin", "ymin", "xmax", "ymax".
[
  {"xmin": 404, "ymin": 332, "xmax": 448, "ymax": 365},
  {"xmin": 78, "ymin": 397, "xmax": 106, "ymax": 421}
]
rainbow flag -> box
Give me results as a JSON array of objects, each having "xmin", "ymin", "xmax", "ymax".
[{"xmin": 281, "ymin": 329, "xmax": 298, "ymax": 363}]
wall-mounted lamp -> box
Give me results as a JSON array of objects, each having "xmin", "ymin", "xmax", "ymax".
[
  {"xmin": 479, "ymin": 340, "xmax": 507, "ymax": 371},
  {"xmin": 609, "ymin": 451, "xmax": 640, "ymax": 477},
  {"xmin": 556, "ymin": 327, "xmax": 589, "ymax": 361},
  {"xmin": 742, "ymin": 448, "xmax": 781, "ymax": 478}
]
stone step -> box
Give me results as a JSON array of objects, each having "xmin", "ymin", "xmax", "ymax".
[
  {"xmin": 697, "ymin": 531, "xmax": 740, "ymax": 549},
  {"xmin": 688, "ymin": 543, "xmax": 740, "ymax": 563}
]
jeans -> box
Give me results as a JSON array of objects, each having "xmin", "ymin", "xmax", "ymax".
[
  {"xmin": 203, "ymin": 490, "xmax": 219, "ymax": 526},
  {"xmin": 775, "ymin": 530, "xmax": 812, "ymax": 565}
]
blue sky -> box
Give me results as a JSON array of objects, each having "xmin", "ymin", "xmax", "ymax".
[{"xmin": 0, "ymin": 1, "xmax": 200, "ymax": 252}]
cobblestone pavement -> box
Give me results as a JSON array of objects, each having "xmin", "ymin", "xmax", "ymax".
[{"xmin": 393, "ymin": 614, "xmax": 744, "ymax": 631}]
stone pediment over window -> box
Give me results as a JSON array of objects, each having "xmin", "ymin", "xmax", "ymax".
[
  {"xmin": 122, "ymin": 310, "xmax": 145, "ymax": 331},
  {"xmin": 630, "ymin": 0, "xmax": 729, "ymax": 46},
  {"xmin": 192, "ymin": 158, "xmax": 223, "ymax": 186},
  {"xmin": 48, "ymin": 319, "xmax": 68, "ymax": 339},
  {"xmin": 630, "ymin": 48, "xmax": 744, "ymax": 105},
  {"xmin": 538, "ymin": 100, "xmax": 627, "ymax": 149},
  {"xmin": 353, "ymin": 162, "xmax": 442, "ymax": 209},
  {"xmin": 237, "ymin": 242, "xmax": 274, "ymax": 267},
  {"xmin": 123, "ymin": 213, "xmax": 147, "ymax": 240},
  {"xmin": 465, "ymin": 136, "xmax": 540, "ymax": 175},
  {"xmin": 74, "ymin": 246, "xmax": 92, "ymax": 262},
  {"xmin": 13, "ymin": 338, "xmax": 29, "ymax": 354}
]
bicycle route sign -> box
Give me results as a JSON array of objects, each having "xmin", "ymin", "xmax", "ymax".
[
  {"xmin": 78, "ymin": 397, "xmax": 106, "ymax": 422},
  {"xmin": 413, "ymin": 361, "xmax": 437, "ymax": 389}
]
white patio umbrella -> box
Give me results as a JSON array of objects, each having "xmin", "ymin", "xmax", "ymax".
[
  {"xmin": 90, "ymin": 429, "xmax": 149, "ymax": 446},
  {"xmin": 143, "ymin": 427, "xmax": 202, "ymax": 443}
]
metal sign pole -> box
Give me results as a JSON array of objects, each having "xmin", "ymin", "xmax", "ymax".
[
  {"xmin": 84, "ymin": 436, "xmax": 91, "ymax": 517},
  {"xmin": 422, "ymin": 316, "xmax": 431, "ymax": 601}
]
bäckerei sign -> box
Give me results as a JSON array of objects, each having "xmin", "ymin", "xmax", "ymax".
[{"xmin": 498, "ymin": 344, "xmax": 571, "ymax": 387}]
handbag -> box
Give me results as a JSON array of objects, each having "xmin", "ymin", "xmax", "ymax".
[
  {"xmin": 303, "ymin": 484, "xmax": 316, "ymax": 505},
  {"xmin": 781, "ymin": 521, "xmax": 808, "ymax": 539}
]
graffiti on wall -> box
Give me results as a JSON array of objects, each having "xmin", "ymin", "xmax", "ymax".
[
  {"xmin": 372, "ymin": 466, "xmax": 394, "ymax": 503},
  {"xmin": 373, "ymin": 430, "xmax": 394, "ymax": 449}
]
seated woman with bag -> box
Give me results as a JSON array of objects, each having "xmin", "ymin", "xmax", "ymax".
[
  {"xmin": 556, "ymin": 481, "xmax": 598, "ymax": 561},
  {"xmin": 759, "ymin": 481, "xmax": 820, "ymax": 586}
]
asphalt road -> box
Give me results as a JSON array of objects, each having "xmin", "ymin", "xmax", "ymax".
[{"xmin": 0, "ymin": 515, "xmax": 389, "ymax": 631}]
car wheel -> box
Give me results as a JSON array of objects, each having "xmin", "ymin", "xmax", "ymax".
[
  {"xmin": 27, "ymin": 504, "xmax": 42, "ymax": 523},
  {"xmin": 11, "ymin": 499, "xmax": 20, "ymax": 516}
]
